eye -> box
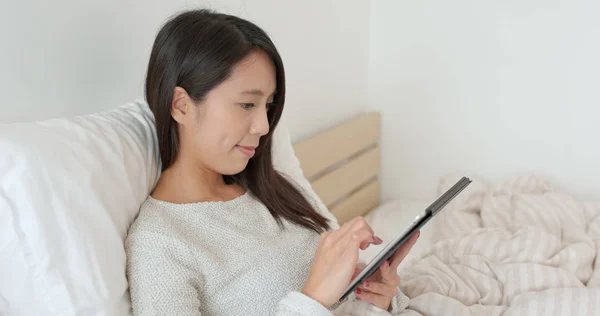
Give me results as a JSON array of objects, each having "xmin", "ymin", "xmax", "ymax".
[{"xmin": 240, "ymin": 103, "xmax": 255, "ymax": 110}]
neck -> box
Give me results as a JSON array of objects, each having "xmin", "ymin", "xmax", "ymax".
[
  {"xmin": 152, "ymin": 155, "xmax": 243, "ymax": 204},
  {"xmin": 176, "ymin": 158, "xmax": 226, "ymax": 190}
]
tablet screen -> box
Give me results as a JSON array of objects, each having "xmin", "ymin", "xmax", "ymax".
[{"xmin": 338, "ymin": 176, "xmax": 472, "ymax": 301}]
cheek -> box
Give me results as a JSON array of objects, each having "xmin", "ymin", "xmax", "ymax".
[
  {"xmin": 194, "ymin": 121, "xmax": 252, "ymax": 175},
  {"xmin": 212, "ymin": 112, "xmax": 253, "ymax": 147},
  {"xmin": 191, "ymin": 103, "xmax": 254, "ymax": 169},
  {"xmin": 194, "ymin": 120, "xmax": 227, "ymax": 152},
  {"xmin": 193, "ymin": 114, "xmax": 242, "ymax": 158}
]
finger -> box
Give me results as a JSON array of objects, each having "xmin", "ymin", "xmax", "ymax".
[
  {"xmin": 348, "ymin": 217, "xmax": 375, "ymax": 243},
  {"xmin": 335, "ymin": 216, "xmax": 372, "ymax": 246},
  {"xmin": 345, "ymin": 229, "xmax": 373, "ymax": 250},
  {"xmin": 343, "ymin": 220, "xmax": 377, "ymax": 250},
  {"xmin": 380, "ymin": 260, "xmax": 391, "ymax": 277},
  {"xmin": 379, "ymin": 261, "xmax": 401, "ymax": 285},
  {"xmin": 353, "ymin": 267, "xmax": 361, "ymax": 277},
  {"xmin": 359, "ymin": 280, "xmax": 398, "ymax": 297},
  {"xmin": 329, "ymin": 216, "xmax": 370, "ymax": 247},
  {"xmin": 330, "ymin": 217, "xmax": 361, "ymax": 242},
  {"xmin": 359, "ymin": 236, "xmax": 383, "ymax": 250},
  {"xmin": 359, "ymin": 240, "xmax": 370, "ymax": 250},
  {"xmin": 351, "ymin": 261, "xmax": 368, "ymax": 280},
  {"xmin": 390, "ymin": 230, "xmax": 420, "ymax": 269},
  {"xmin": 355, "ymin": 289, "xmax": 390, "ymax": 310},
  {"xmin": 359, "ymin": 235, "xmax": 383, "ymax": 249},
  {"xmin": 351, "ymin": 216, "xmax": 374, "ymax": 235}
]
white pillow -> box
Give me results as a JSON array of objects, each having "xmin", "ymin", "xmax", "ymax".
[
  {"xmin": 0, "ymin": 100, "xmax": 320, "ymax": 315},
  {"xmin": 0, "ymin": 100, "xmax": 160, "ymax": 315}
]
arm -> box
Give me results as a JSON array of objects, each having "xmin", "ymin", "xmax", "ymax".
[
  {"xmin": 339, "ymin": 234, "xmax": 418, "ymax": 316},
  {"xmin": 276, "ymin": 292, "xmax": 333, "ymax": 316},
  {"xmin": 125, "ymin": 232, "xmax": 202, "ymax": 316},
  {"xmin": 126, "ymin": 230, "xmax": 332, "ymax": 316},
  {"xmin": 325, "ymin": 284, "xmax": 409, "ymax": 316}
]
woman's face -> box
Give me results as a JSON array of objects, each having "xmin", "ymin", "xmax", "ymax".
[{"xmin": 175, "ymin": 49, "xmax": 277, "ymax": 176}]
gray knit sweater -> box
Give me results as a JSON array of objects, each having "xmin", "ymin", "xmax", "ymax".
[{"xmin": 125, "ymin": 191, "xmax": 410, "ymax": 315}]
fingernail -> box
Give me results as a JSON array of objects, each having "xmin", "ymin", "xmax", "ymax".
[
  {"xmin": 374, "ymin": 236, "xmax": 383, "ymax": 243},
  {"xmin": 417, "ymin": 231, "xmax": 421, "ymax": 238},
  {"xmin": 355, "ymin": 289, "xmax": 361, "ymax": 295}
]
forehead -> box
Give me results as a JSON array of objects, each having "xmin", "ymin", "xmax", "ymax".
[{"xmin": 220, "ymin": 49, "xmax": 277, "ymax": 94}]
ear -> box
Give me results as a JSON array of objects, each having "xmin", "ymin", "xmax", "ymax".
[{"xmin": 171, "ymin": 86, "xmax": 192, "ymax": 124}]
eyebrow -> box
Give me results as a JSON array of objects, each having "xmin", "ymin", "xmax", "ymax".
[{"xmin": 240, "ymin": 89, "xmax": 277, "ymax": 97}]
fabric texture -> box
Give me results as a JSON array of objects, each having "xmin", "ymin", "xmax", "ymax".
[
  {"xmin": 396, "ymin": 174, "xmax": 600, "ymax": 315},
  {"xmin": 0, "ymin": 100, "xmax": 160, "ymax": 315},
  {"xmin": 126, "ymin": 189, "xmax": 410, "ymax": 316},
  {"xmin": 0, "ymin": 99, "xmax": 398, "ymax": 315}
]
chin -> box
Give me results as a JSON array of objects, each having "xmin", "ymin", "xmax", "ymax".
[{"xmin": 219, "ymin": 161, "xmax": 250, "ymax": 176}]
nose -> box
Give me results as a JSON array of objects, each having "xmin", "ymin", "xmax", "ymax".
[{"xmin": 249, "ymin": 107, "xmax": 270, "ymax": 136}]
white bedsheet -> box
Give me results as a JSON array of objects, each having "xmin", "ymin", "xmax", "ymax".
[{"xmin": 395, "ymin": 175, "xmax": 600, "ymax": 315}]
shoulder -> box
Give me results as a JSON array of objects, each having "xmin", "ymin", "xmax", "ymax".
[
  {"xmin": 124, "ymin": 200, "xmax": 205, "ymax": 313},
  {"xmin": 125, "ymin": 198, "xmax": 189, "ymax": 255},
  {"xmin": 126, "ymin": 198, "xmax": 168, "ymax": 240},
  {"xmin": 125, "ymin": 195, "xmax": 248, "ymax": 254},
  {"xmin": 125, "ymin": 198, "xmax": 205, "ymax": 280}
]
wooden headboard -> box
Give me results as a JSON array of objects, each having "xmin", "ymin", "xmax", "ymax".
[{"xmin": 293, "ymin": 112, "xmax": 381, "ymax": 224}]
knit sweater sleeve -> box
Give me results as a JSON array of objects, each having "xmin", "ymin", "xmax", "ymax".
[
  {"xmin": 126, "ymin": 229, "xmax": 333, "ymax": 316},
  {"xmin": 275, "ymin": 292, "xmax": 334, "ymax": 315},
  {"xmin": 125, "ymin": 230, "xmax": 203, "ymax": 316},
  {"xmin": 329, "ymin": 290, "xmax": 410, "ymax": 316},
  {"xmin": 278, "ymin": 287, "xmax": 410, "ymax": 316}
]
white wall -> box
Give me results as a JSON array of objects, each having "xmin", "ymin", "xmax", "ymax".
[
  {"xmin": 0, "ymin": 0, "xmax": 369, "ymax": 142},
  {"xmin": 8, "ymin": 1, "xmax": 596, "ymax": 202},
  {"xmin": 369, "ymin": 0, "xmax": 600, "ymax": 201}
]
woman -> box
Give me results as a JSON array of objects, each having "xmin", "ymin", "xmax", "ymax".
[{"xmin": 125, "ymin": 9, "xmax": 418, "ymax": 316}]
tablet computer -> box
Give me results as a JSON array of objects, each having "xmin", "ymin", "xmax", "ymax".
[{"xmin": 338, "ymin": 176, "xmax": 472, "ymax": 302}]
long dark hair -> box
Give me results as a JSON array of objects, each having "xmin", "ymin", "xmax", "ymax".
[{"xmin": 145, "ymin": 9, "xmax": 331, "ymax": 233}]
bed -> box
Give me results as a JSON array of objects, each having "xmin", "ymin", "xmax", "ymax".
[
  {"xmin": 292, "ymin": 112, "xmax": 435, "ymax": 266},
  {"xmin": 293, "ymin": 112, "xmax": 600, "ymax": 315},
  {"xmin": 2, "ymin": 104, "xmax": 598, "ymax": 316}
]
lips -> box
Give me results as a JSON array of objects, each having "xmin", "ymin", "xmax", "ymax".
[{"xmin": 236, "ymin": 145, "xmax": 256, "ymax": 157}]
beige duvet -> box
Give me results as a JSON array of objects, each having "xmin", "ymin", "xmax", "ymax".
[{"xmin": 397, "ymin": 175, "xmax": 600, "ymax": 315}]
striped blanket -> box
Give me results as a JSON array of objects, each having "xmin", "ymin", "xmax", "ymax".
[{"xmin": 397, "ymin": 175, "xmax": 600, "ymax": 315}]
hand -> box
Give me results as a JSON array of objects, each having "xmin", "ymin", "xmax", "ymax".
[
  {"xmin": 353, "ymin": 231, "xmax": 420, "ymax": 311},
  {"xmin": 301, "ymin": 216, "xmax": 384, "ymax": 308}
]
